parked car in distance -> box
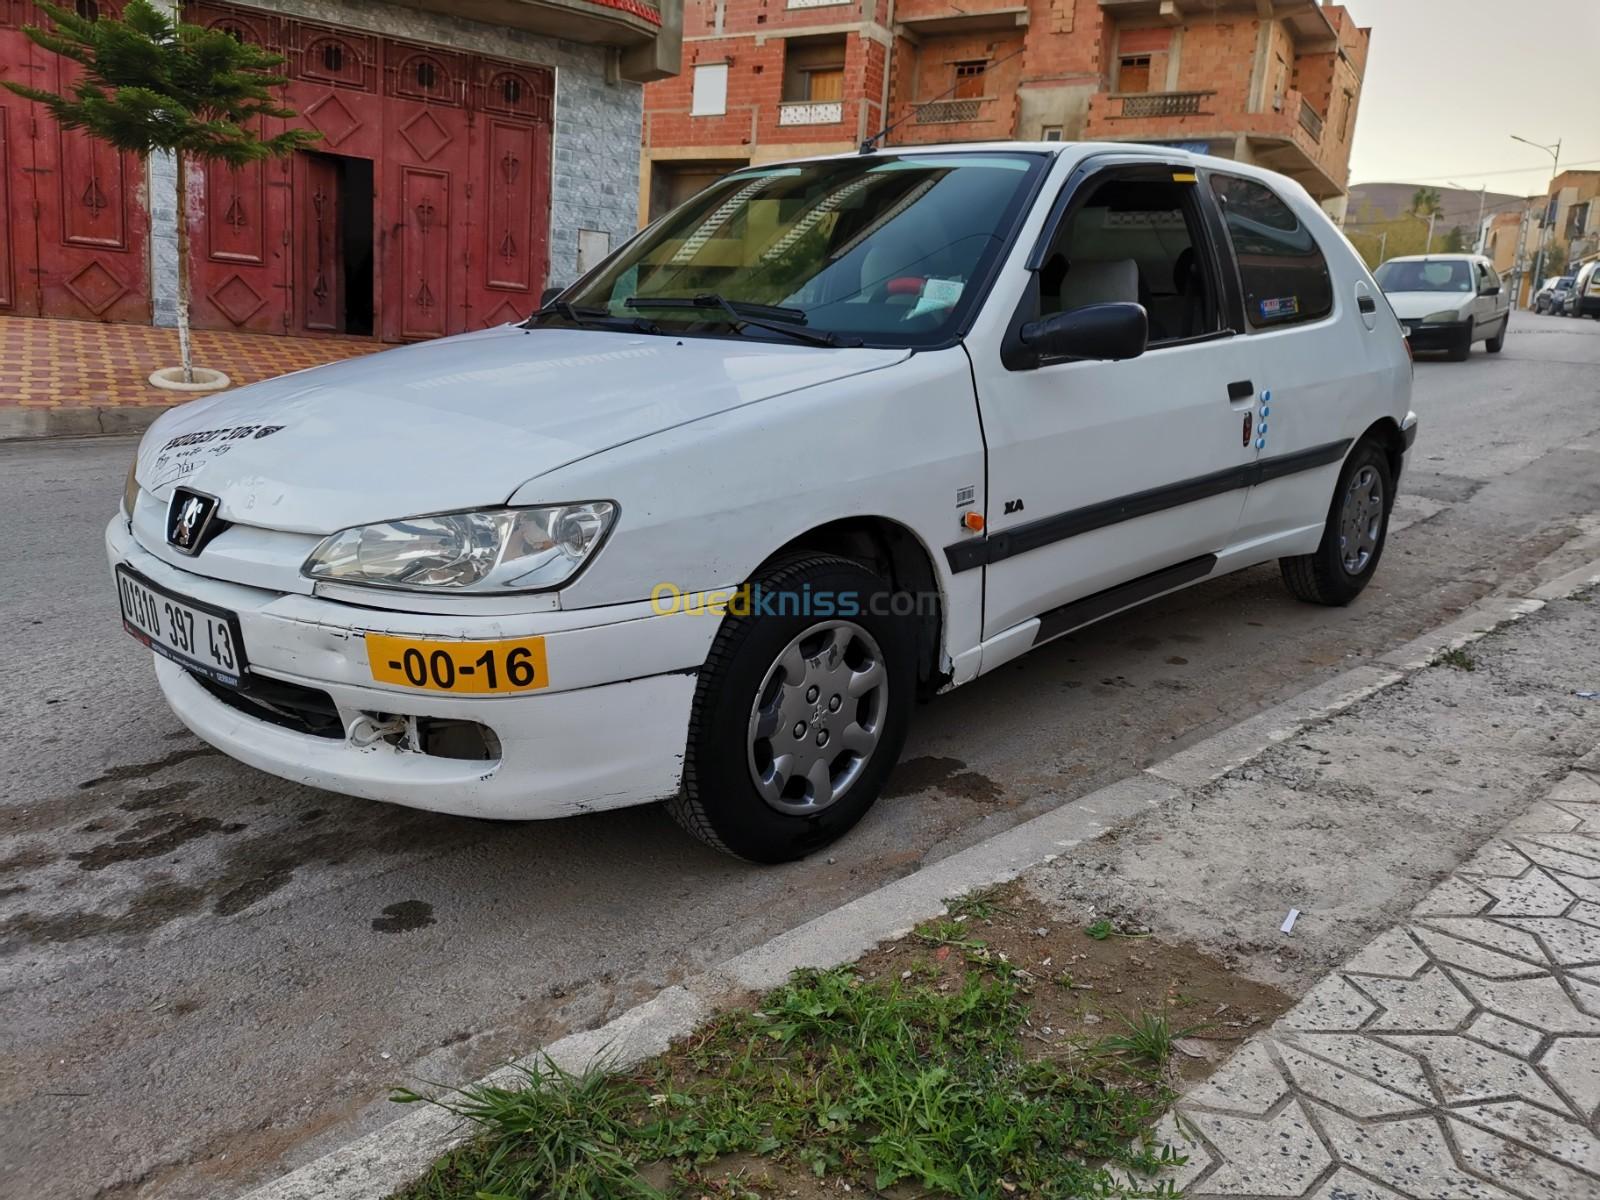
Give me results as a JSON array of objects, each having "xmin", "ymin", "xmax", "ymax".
[
  {"xmin": 109, "ymin": 142, "xmax": 1415, "ymax": 862},
  {"xmin": 1569, "ymin": 261, "xmax": 1600, "ymax": 320},
  {"xmin": 1374, "ymin": 253, "xmax": 1511, "ymax": 360},
  {"xmin": 1535, "ymin": 275, "xmax": 1575, "ymax": 315}
]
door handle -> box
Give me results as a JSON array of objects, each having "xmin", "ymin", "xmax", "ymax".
[
  {"xmin": 1227, "ymin": 380, "xmax": 1254, "ymax": 402},
  {"xmin": 1358, "ymin": 295, "xmax": 1377, "ymax": 314}
]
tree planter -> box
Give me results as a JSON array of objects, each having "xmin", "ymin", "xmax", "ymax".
[{"xmin": 148, "ymin": 366, "xmax": 231, "ymax": 392}]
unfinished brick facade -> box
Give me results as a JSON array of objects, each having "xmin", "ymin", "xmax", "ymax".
[{"xmin": 640, "ymin": 0, "xmax": 1369, "ymax": 222}]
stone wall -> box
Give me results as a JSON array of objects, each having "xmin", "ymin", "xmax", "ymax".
[{"xmin": 150, "ymin": 0, "xmax": 644, "ymax": 325}]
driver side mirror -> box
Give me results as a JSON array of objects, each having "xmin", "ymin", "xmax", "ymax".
[
  {"xmin": 1482, "ymin": 283, "xmax": 1501, "ymax": 296},
  {"xmin": 1019, "ymin": 302, "xmax": 1149, "ymax": 363},
  {"xmin": 540, "ymin": 286, "xmax": 563, "ymax": 308}
]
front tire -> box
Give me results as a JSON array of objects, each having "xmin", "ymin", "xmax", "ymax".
[
  {"xmin": 669, "ymin": 554, "xmax": 916, "ymax": 862},
  {"xmin": 1279, "ymin": 439, "xmax": 1394, "ymax": 607},
  {"xmin": 1447, "ymin": 327, "xmax": 1472, "ymax": 361}
]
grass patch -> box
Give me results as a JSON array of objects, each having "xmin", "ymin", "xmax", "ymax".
[
  {"xmin": 1436, "ymin": 647, "xmax": 1477, "ymax": 671},
  {"xmin": 396, "ymin": 961, "xmax": 1184, "ymax": 1199},
  {"xmin": 393, "ymin": 884, "xmax": 1292, "ymax": 1200}
]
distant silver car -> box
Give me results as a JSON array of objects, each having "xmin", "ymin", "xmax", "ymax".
[
  {"xmin": 1375, "ymin": 254, "xmax": 1511, "ymax": 361},
  {"xmin": 1536, "ymin": 274, "xmax": 1576, "ymax": 315}
]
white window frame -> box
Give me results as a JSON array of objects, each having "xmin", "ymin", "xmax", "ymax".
[{"xmin": 691, "ymin": 62, "xmax": 729, "ymax": 116}]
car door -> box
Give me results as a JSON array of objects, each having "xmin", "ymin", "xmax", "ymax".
[
  {"xmin": 1471, "ymin": 260, "xmax": 1501, "ymax": 335},
  {"xmin": 1212, "ymin": 170, "xmax": 1409, "ymax": 552},
  {"xmin": 965, "ymin": 158, "xmax": 1259, "ymax": 643}
]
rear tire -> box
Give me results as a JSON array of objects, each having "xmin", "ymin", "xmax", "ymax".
[
  {"xmin": 1486, "ymin": 316, "xmax": 1507, "ymax": 353},
  {"xmin": 1280, "ymin": 439, "xmax": 1394, "ymax": 607},
  {"xmin": 669, "ymin": 554, "xmax": 916, "ymax": 863}
]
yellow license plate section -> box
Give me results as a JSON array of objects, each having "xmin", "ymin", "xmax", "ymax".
[{"xmin": 366, "ymin": 633, "xmax": 549, "ymax": 694}]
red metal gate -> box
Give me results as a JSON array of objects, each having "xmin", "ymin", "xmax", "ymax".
[
  {"xmin": 187, "ymin": 2, "xmax": 554, "ymax": 342},
  {"xmin": 0, "ymin": 0, "xmax": 151, "ymax": 324}
]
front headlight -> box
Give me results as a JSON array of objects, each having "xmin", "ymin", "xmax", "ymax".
[
  {"xmin": 1423, "ymin": 309, "xmax": 1464, "ymax": 324},
  {"xmin": 303, "ymin": 502, "xmax": 617, "ymax": 593},
  {"xmin": 122, "ymin": 456, "xmax": 140, "ymax": 518}
]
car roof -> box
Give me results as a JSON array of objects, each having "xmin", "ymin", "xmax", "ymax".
[
  {"xmin": 751, "ymin": 140, "xmax": 1307, "ymax": 192},
  {"xmin": 1381, "ymin": 253, "xmax": 1487, "ymax": 264}
]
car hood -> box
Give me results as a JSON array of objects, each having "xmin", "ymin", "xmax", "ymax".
[
  {"xmin": 1384, "ymin": 292, "xmax": 1473, "ymax": 320},
  {"xmin": 136, "ymin": 325, "xmax": 909, "ymax": 534}
]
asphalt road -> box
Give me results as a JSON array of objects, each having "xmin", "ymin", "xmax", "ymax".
[{"xmin": 4, "ymin": 310, "xmax": 1600, "ymax": 1199}]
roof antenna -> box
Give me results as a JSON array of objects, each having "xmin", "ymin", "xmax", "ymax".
[{"xmin": 859, "ymin": 43, "xmax": 1027, "ymax": 154}]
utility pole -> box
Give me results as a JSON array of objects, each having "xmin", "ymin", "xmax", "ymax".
[{"xmin": 1512, "ymin": 134, "xmax": 1563, "ymax": 298}]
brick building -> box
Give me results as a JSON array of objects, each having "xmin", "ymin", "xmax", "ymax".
[
  {"xmin": 0, "ymin": 0, "xmax": 683, "ymax": 341},
  {"xmin": 641, "ymin": 0, "xmax": 1368, "ymax": 223}
]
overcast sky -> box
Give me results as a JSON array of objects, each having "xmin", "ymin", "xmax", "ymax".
[{"xmin": 1339, "ymin": 0, "xmax": 1600, "ymax": 197}]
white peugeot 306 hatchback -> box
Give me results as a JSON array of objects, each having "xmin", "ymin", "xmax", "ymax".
[{"xmin": 110, "ymin": 143, "xmax": 1416, "ymax": 862}]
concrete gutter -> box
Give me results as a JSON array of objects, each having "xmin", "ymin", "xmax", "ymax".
[
  {"xmin": 0, "ymin": 405, "xmax": 168, "ymax": 442},
  {"xmin": 241, "ymin": 539, "xmax": 1600, "ymax": 1200}
]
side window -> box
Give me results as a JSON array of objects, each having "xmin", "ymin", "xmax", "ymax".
[
  {"xmin": 1034, "ymin": 172, "xmax": 1221, "ymax": 346},
  {"xmin": 1482, "ymin": 264, "xmax": 1503, "ymax": 294},
  {"xmin": 1209, "ymin": 174, "xmax": 1333, "ymax": 329}
]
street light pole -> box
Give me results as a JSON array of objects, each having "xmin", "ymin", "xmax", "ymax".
[{"xmin": 1512, "ymin": 134, "xmax": 1563, "ymax": 300}]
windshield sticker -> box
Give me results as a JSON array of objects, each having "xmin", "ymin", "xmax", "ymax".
[
  {"xmin": 1259, "ymin": 296, "xmax": 1299, "ymax": 320},
  {"xmin": 148, "ymin": 423, "xmax": 286, "ymax": 490},
  {"xmin": 905, "ymin": 278, "xmax": 964, "ymax": 320}
]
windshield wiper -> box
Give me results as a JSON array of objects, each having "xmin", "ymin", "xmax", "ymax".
[
  {"xmin": 624, "ymin": 293, "xmax": 847, "ymax": 347},
  {"xmin": 524, "ymin": 300, "xmax": 661, "ymax": 334}
]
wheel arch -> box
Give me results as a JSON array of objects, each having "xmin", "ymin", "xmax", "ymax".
[
  {"xmin": 1359, "ymin": 416, "xmax": 1408, "ymax": 489},
  {"xmin": 759, "ymin": 516, "xmax": 948, "ymax": 694}
]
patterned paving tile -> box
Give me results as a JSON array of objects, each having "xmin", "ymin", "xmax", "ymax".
[
  {"xmin": 1172, "ymin": 771, "xmax": 1600, "ymax": 1200},
  {"xmin": 0, "ymin": 315, "xmax": 379, "ymax": 410}
]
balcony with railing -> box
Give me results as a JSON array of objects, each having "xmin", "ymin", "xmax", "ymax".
[
  {"xmin": 777, "ymin": 100, "xmax": 845, "ymax": 126},
  {"xmin": 887, "ymin": 95, "xmax": 1013, "ymax": 145},
  {"xmin": 1081, "ymin": 89, "xmax": 1215, "ymax": 136}
]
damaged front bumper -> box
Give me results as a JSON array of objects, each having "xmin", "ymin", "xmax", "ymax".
[{"xmin": 107, "ymin": 518, "xmax": 714, "ymax": 820}]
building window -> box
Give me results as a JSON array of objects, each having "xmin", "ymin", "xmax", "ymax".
[
  {"xmin": 74, "ymin": 0, "xmax": 98, "ymax": 20},
  {"xmin": 322, "ymin": 41, "xmax": 345, "ymax": 73},
  {"xmin": 1118, "ymin": 55, "xmax": 1151, "ymax": 94},
  {"xmin": 804, "ymin": 67, "xmax": 844, "ymax": 102},
  {"xmin": 953, "ymin": 61, "xmax": 987, "ymax": 99},
  {"xmin": 691, "ymin": 62, "xmax": 729, "ymax": 116},
  {"xmin": 1041, "ymin": 126, "xmax": 1063, "ymax": 142}
]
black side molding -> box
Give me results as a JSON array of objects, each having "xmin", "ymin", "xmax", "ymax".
[
  {"xmin": 1034, "ymin": 555, "xmax": 1218, "ymax": 645},
  {"xmin": 945, "ymin": 439, "xmax": 1352, "ymax": 574}
]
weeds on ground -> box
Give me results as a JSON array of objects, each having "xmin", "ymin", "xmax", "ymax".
[
  {"xmin": 1098, "ymin": 1012, "xmax": 1207, "ymax": 1068},
  {"xmin": 1436, "ymin": 647, "xmax": 1477, "ymax": 671},
  {"xmin": 395, "ymin": 955, "xmax": 1186, "ymax": 1199}
]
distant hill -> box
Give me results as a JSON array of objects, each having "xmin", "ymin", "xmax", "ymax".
[{"xmin": 1347, "ymin": 182, "xmax": 1528, "ymax": 231}]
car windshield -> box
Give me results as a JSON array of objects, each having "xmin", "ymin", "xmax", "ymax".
[
  {"xmin": 1558, "ymin": 276, "xmax": 1576, "ymax": 287},
  {"xmin": 1373, "ymin": 259, "xmax": 1473, "ymax": 294},
  {"xmin": 558, "ymin": 152, "xmax": 1048, "ymax": 347}
]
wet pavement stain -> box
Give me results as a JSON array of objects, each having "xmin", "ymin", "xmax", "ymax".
[
  {"xmin": 213, "ymin": 864, "xmax": 295, "ymax": 917},
  {"xmin": 117, "ymin": 781, "xmax": 201, "ymax": 812},
  {"xmin": 1, "ymin": 882, "xmax": 207, "ymax": 946},
  {"xmin": 77, "ymin": 747, "xmax": 220, "ymax": 790},
  {"xmin": 372, "ymin": 900, "xmax": 436, "ymax": 933},
  {"xmin": 69, "ymin": 815, "xmax": 226, "ymax": 871},
  {"xmin": 883, "ymin": 756, "xmax": 1004, "ymax": 803}
]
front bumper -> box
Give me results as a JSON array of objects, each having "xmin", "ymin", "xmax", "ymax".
[
  {"xmin": 107, "ymin": 518, "xmax": 717, "ymax": 820},
  {"xmin": 1400, "ymin": 319, "xmax": 1469, "ymax": 352}
]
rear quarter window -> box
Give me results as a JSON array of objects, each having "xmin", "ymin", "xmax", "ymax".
[{"xmin": 1209, "ymin": 174, "xmax": 1334, "ymax": 329}]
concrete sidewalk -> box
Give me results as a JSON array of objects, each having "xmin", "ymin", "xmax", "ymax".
[{"xmin": 1150, "ymin": 759, "xmax": 1600, "ymax": 1199}]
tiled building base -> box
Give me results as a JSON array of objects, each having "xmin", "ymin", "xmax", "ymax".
[{"xmin": 1148, "ymin": 767, "xmax": 1600, "ymax": 1199}]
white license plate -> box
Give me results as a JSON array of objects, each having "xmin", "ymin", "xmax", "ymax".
[{"xmin": 116, "ymin": 564, "xmax": 247, "ymax": 687}]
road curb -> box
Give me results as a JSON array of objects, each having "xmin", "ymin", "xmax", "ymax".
[
  {"xmin": 240, "ymin": 546, "xmax": 1600, "ymax": 1200},
  {"xmin": 0, "ymin": 404, "xmax": 170, "ymax": 442}
]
